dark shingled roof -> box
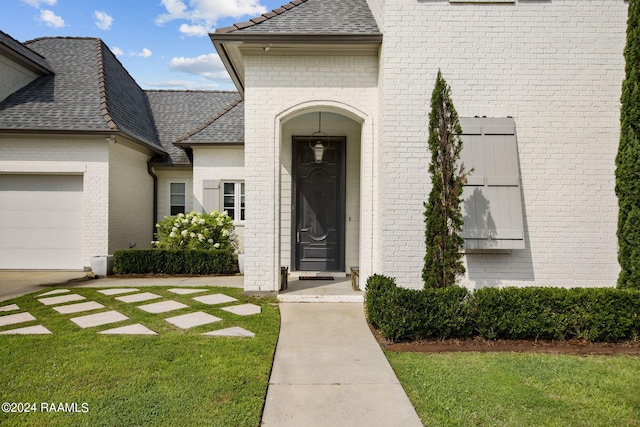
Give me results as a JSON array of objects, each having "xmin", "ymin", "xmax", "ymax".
[
  {"xmin": 178, "ymin": 100, "xmax": 244, "ymax": 145},
  {"xmin": 146, "ymin": 90, "xmax": 242, "ymax": 164},
  {"xmin": 0, "ymin": 37, "xmax": 162, "ymax": 153},
  {"xmin": 0, "ymin": 30, "xmax": 52, "ymax": 73},
  {"xmin": 216, "ymin": 0, "xmax": 380, "ymax": 34}
]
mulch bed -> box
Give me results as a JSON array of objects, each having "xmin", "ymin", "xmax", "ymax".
[{"xmin": 370, "ymin": 326, "xmax": 640, "ymax": 356}]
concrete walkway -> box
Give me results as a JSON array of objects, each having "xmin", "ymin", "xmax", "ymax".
[
  {"xmin": 261, "ymin": 303, "xmax": 422, "ymax": 427},
  {"xmin": 0, "ymin": 270, "xmax": 89, "ymax": 302}
]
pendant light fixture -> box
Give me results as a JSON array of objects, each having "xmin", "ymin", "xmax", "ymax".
[{"xmin": 309, "ymin": 112, "xmax": 329, "ymax": 163}]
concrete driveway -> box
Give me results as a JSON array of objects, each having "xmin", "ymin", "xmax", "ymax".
[{"xmin": 0, "ymin": 270, "xmax": 90, "ymax": 302}]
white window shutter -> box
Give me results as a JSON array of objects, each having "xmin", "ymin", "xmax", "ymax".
[
  {"xmin": 203, "ymin": 180, "xmax": 220, "ymax": 213},
  {"xmin": 460, "ymin": 117, "xmax": 525, "ymax": 250}
]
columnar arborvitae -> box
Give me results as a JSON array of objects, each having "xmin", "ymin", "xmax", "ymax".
[
  {"xmin": 423, "ymin": 71, "xmax": 469, "ymax": 288},
  {"xmin": 616, "ymin": 0, "xmax": 640, "ymax": 289}
]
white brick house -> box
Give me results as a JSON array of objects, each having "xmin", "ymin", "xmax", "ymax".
[
  {"xmin": 0, "ymin": 0, "xmax": 628, "ymax": 293},
  {"xmin": 0, "ymin": 36, "xmax": 163, "ymax": 269},
  {"xmin": 211, "ymin": 0, "xmax": 627, "ymax": 291}
]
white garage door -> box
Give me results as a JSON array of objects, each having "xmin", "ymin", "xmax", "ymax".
[{"xmin": 0, "ymin": 175, "xmax": 84, "ymax": 269}]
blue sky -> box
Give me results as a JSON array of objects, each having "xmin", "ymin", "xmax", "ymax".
[{"xmin": 1, "ymin": 0, "xmax": 286, "ymax": 91}]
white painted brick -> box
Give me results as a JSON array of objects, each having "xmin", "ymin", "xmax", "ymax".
[
  {"xmin": 243, "ymin": 54, "xmax": 379, "ymax": 290},
  {"xmin": 374, "ymin": 0, "xmax": 625, "ymax": 289},
  {"xmin": 108, "ymin": 138, "xmax": 154, "ymax": 252},
  {"xmin": 0, "ymin": 136, "xmax": 109, "ymax": 268}
]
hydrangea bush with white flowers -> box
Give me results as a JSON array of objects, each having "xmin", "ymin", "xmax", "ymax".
[{"xmin": 154, "ymin": 211, "xmax": 237, "ymax": 251}]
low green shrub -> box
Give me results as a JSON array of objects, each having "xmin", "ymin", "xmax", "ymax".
[
  {"xmin": 364, "ymin": 274, "xmax": 397, "ymax": 329},
  {"xmin": 365, "ymin": 275, "xmax": 640, "ymax": 343},
  {"xmin": 113, "ymin": 249, "xmax": 236, "ymax": 275},
  {"xmin": 365, "ymin": 275, "xmax": 472, "ymax": 341}
]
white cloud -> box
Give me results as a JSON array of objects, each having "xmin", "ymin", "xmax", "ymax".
[
  {"xmin": 111, "ymin": 47, "xmax": 123, "ymax": 56},
  {"xmin": 21, "ymin": 0, "xmax": 56, "ymax": 7},
  {"xmin": 155, "ymin": 0, "xmax": 189, "ymax": 24},
  {"xmin": 178, "ymin": 23, "xmax": 210, "ymax": 37},
  {"xmin": 38, "ymin": 9, "xmax": 65, "ymax": 28},
  {"xmin": 95, "ymin": 11, "xmax": 113, "ymax": 30},
  {"xmin": 168, "ymin": 53, "xmax": 229, "ymax": 81},
  {"xmin": 131, "ymin": 48, "xmax": 152, "ymax": 58},
  {"xmin": 156, "ymin": 0, "xmax": 267, "ymax": 37}
]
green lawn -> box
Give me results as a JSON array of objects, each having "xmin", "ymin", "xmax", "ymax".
[
  {"xmin": 386, "ymin": 351, "xmax": 640, "ymax": 427},
  {"xmin": 0, "ymin": 287, "xmax": 280, "ymax": 427}
]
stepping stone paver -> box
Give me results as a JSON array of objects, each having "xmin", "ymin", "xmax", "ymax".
[
  {"xmin": 0, "ymin": 312, "xmax": 36, "ymax": 327},
  {"xmin": 137, "ymin": 300, "xmax": 188, "ymax": 314},
  {"xmin": 168, "ymin": 288, "xmax": 208, "ymax": 295},
  {"xmin": 99, "ymin": 324, "xmax": 157, "ymax": 335},
  {"xmin": 221, "ymin": 303, "xmax": 261, "ymax": 316},
  {"xmin": 193, "ymin": 293, "xmax": 238, "ymax": 305},
  {"xmin": 70, "ymin": 311, "xmax": 128, "ymax": 328},
  {"xmin": 203, "ymin": 326, "xmax": 255, "ymax": 338},
  {"xmin": 165, "ymin": 311, "xmax": 221, "ymax": 329},
  {"xmin": 39, "ymin": 289, "xmax": 70, "ymax": 296},
  {"xmin": 0, "ymin": 304, "xmax": 19, "ymax": 312},
  {"xmin": 53, "ymin": 301, "xmax": 105, "ymax": 314},
  {"xmin": 98, "ymin": 288, "xmax": 139, "ymax": 296},
  {"xmin": 0, "ymin": 325, "xmax": 52, "ymax": 335},
  {"xmin": 38, "ymin": 294, "xmax": 86, "ymax": 306},
  {"xmin": 115, "ymin": 292, "xmax": 161, "ymax": 303}
]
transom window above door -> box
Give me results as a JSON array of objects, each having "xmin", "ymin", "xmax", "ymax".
[{"xmin": 223, "ymin": 181, "xmax": 245, "ymax": 222}]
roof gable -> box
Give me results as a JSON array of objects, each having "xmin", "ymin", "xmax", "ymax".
[
  {"xmin": 178, "ymin": 99, "xmax": 243, "ymax": 145},
  {"xmin": 0, "ymin": 38, "xmax": 107, "ymax": 132},
  {"xmin": 0, "ymin": 37, "xmax": 163, "ymax": 154},
  {"xmin": 216, "ymin": 0, "xmax": 380, "ymax": 35},
  {"xmin": 146, "ymin": 90, "xmax": 242, "ymax": 164},
  {"xmin": 0, "ymin": 30, "xmax": 52, "ymax": 74}
]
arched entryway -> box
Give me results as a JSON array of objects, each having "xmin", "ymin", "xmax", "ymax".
[{"xmin": 279, "ymin": 108, "xmax": 363, "ymax": 276}]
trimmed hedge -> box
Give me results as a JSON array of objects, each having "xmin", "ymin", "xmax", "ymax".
[
  {"xmin": 365, "ymin": 274, "xmax": 640, "ymax": 343},
  {"xmin": 113, "ymin": 249, "xmax": 236, "ymax": 275}
]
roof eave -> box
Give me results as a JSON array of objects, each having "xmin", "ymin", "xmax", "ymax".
[
  {"xmin": 174, "ymin": 141, "xmax": 244, "ymax": 148},
  {"xmin": 0, "ymin": 128, "xmax": 117, "ymax": 136},
  {"xmin": 210, "ymin": 33, "xmax": 382, "ymax": 96},
  {"xmin": 148, "ymin": 161, "xmax": 193, "ymax": 170},
  {"xmin": 0, "ymin": 128, "xmax": 167, "ymax": 156},
  {"xmin": 0, "ymin": 43, "xmax": 53, "ymax": 75},
  {"xmin": 118, "ymin": 132, "xmax": 168, "ymax": 156}
]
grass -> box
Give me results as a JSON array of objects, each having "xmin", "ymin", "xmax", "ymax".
[
  {"xmin": 386, "ymin": 351, "xmax": 640, "ymax": 427},
  {"xmin": 0, "ymin": 286, "xmax": 280, "ymax": 427}
]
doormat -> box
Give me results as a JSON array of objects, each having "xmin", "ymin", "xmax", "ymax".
[{"xmin": 299, "ymin": 276, "xmax": 334, "ymax": 281}]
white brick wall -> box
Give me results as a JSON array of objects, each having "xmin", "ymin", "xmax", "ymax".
[
  {"xmin": 192, "ymin": 146, "xmax": 245, "ymax": 251},
  {"xmin": 365, "ymin": 0, "xmax": 385, "ymax": 29},
  {"xmin": 0, "ymin": 136, "xmax": 109, "ymax": 268},
  {"xmin": 0, "ymin": 56, "xmax": 38, "ymax": 103},
  {"xmin": 376, "ymin": 0, "xmax": 626, "ymax": 288},
  {"xmin": 108, "ymin": 138, "xmax": 154, "ymax": 252},
  {"xmin": 244, "ymin": 54, "xmax": 379, "ymax": 291}
]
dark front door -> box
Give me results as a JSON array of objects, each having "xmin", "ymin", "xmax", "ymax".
[{"xmin": 293, "ymin": 136, "xmax": 346, "ymax": 272}]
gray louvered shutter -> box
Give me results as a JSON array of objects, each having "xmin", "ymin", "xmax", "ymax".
[
  {"xmin": 460, "ymin": 117, "xmax": 525, "ymax": 250},
  {"xmin": 203, "ymin": 180, "xmax": 220, "ymax": 213}
]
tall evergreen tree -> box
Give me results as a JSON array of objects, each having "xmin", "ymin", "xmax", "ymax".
[
  {"xmin": 423, "ymin": 71, "xmax": 470, "ymax": 288},
  {"xmin": 616, "ymin": 0, "xmax": 640, "ymax": 289}
]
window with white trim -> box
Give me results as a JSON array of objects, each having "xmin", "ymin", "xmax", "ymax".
[
  {"xmin": 169, "ymin": 182, "xmax": 186, "ymax": 216},
  {"xmin": 222, "ymin": 181, "xmax": 245, "ymax": 222},
  {"xmin": 459, "ymin": 117, "xmax": 525, "ymax": 250}
]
